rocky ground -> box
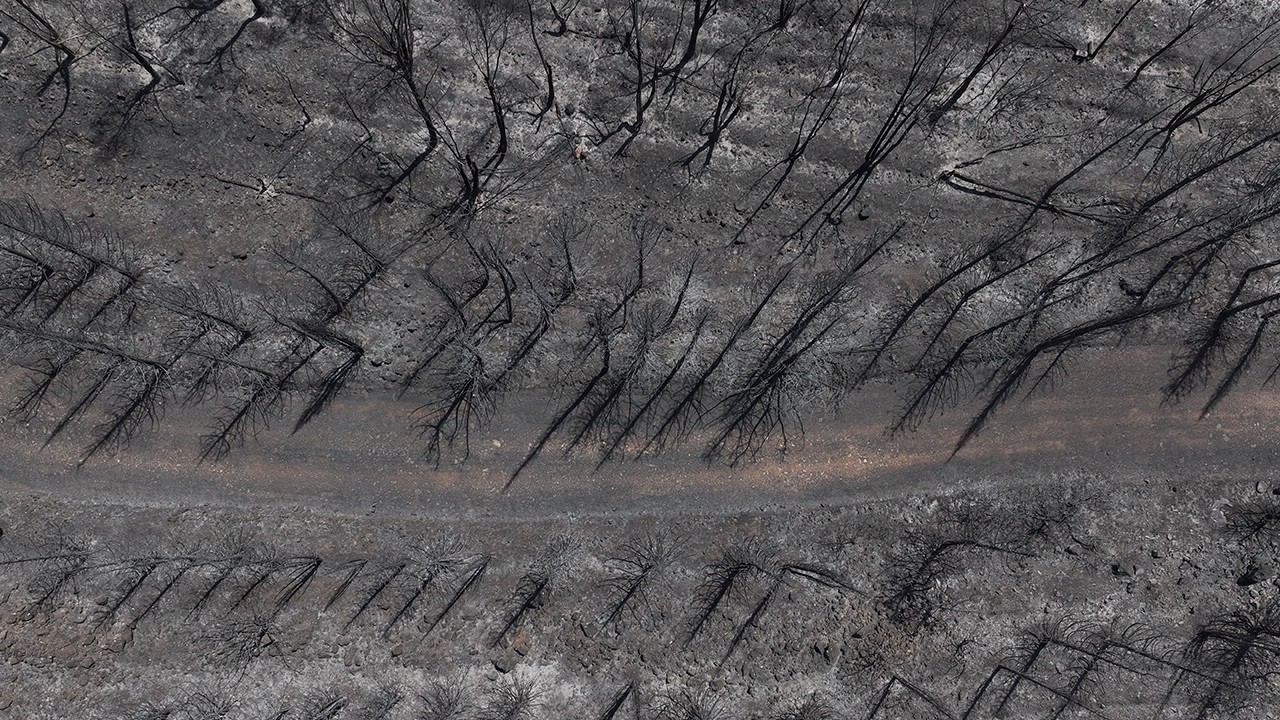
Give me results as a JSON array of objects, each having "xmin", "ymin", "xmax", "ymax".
[
  {"xmin": 0, "ymin": 349, "xmax": 1278, "ymax": 718},
  {"xmin": 2, "ymin": 457, "xmax": 1280, "ymax": 719},
  {"xmin": 3, "ymin": 0, "xmax": 1280, "ymax": 716}
]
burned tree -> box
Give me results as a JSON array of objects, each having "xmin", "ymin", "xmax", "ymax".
[
  {"xmin": 787, "ymin": 0, "xmax": 958, "ymax": 241},
  {"xmin": 479, "ymin": 676, "xmax": 540, "ymax": 720},
  {"xmin": 420, "ymin": 678, "xmax": 471, "ymax": 720},
  {"xmin": 200, "ymin": 614, "xmax": 285, "ymax": 673},
  {"xmin": 734, "ymin": 0, "xmax": 872, "ymax": 239},
  {"xmin": 686, "ymin": 538, "xmax": 777, "ymax": 645},
  {"xmin": 881, "ymin": 493, "xmax": 1082, "ymax": 631},
  {"xmin": 587, "ymin": 0, "xmax": 722, "ymax": 155},
  {"xmin": 704, "ymin": 235, "xmax": 890, "ymax": 465},
  {"xmin": 94, "ymin": 2, "xmax": 178, "ymax": 149},
  {"xmin": 2, "ymin": 1, "xmax": 77, "ymax": 150},
  {"xmin": 424, "ymin": 554, "xmax": 490, "ymax": 636},
  {"xmin": 926, "ymin": 0, "xmax": 1043, "ymax": 123},
  {"xmin": 640, "ymin": 263, "xmax": 794, "ymax": 460},
  {"xmin": 382, "ymin": 538, "xmax": 471, "ymax": 638},
  {"xmin": 1122, "ymin": 0, "xmax": 1224, "ymax": 90},
  {"xmin": 679, "ymin": 45, "xmax": 748, "ymax": 170},
  {"xmin": 410, "ymin": 225, "xmax": 579, "ymax": 467},
  {"xmin": 599, "ymin": 531, "xmax": 685, "ymax": 632},
  {"xmin": 328, "ymin": 0, "xmax": 444, "ymax": 204},
  {"xmin": 652, "ymin": 691, "xmax": 727, "ymax": 720},
  {"xmin": 719, "ymin": 559, "xmax": 854, "ymax": 663},
  {"xmin": 1224, "ymin": 496, "xmax": 1280, "ymax": 544},
  {"xmin": 1185, "ymin": 600, "xmax": 1280, "ymax": 718},
  {"xmin": 447, "ymin": 0, "xmax": 523, "ymax": 215},
  {"xmin": 493, "ymin": 534, "xmax": 582, "ymax": 647}
]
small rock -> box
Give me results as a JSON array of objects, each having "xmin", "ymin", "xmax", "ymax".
[{"xmin": 98, "ymin": 626, "xmax": 132, "ymax": 654}]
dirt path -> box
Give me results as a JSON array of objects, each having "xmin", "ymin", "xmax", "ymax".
[{"xmin": 2, "ymin": 346, "xmax": 1276, "ymax": 518}]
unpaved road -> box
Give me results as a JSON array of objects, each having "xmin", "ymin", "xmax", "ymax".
[{"xmin": 3, "ymin": 346, "xmax": 1276, "ymax": 518}]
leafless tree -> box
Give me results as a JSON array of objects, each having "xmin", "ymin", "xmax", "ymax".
[
  {"xmin": 704, "ymin": 235, "xmax": 890, "ymax": 465},
  {"xmin": 202, "ymin": 0, "xmax": 269, "ymax": 70},
  {"xmin": 599, "ymin": 531, "xmax": 685, "ymax": 631},
  {"xmin": 786, "ymin": 0, "xmax": 958, "ymax": 242},
  {"xmin": 719, "ymin": 558, "xmax": 853, "ymax": 663},
  {"xmin": 586, "ymin": 0, "xmax": 722, "ymax": 155},
  {"xmin": 298, "ymin": 692, "xmax": 348, "ymax": 720},
  {"xmin": 424, "ymin": 555, "xmax": 490, "ymax": 635},
  {"xmin": 1185, "ymin": 600, "xmax": 1280, "ymax": 718},
  {"xmin": 91, "ymin": 2, "xmax": 180, "ymax": 150},
  {"xmin": 343, "ymin": 560, "xmax": 408, "ymax": 630},
  {"xmin": 328, "ymin": 0, "xmax": 443, "ymax": 204},
  {"xmin": 595, "ymin": 683, "xmax": 635, "ymax": 720},
  {"xmin": 200, "ymin": 614, "xmax": 284, "ymax": 673},
  {"xmin": 679, "ymin": 44, "xmax": 750, "ymax": 170},
  {"xmin": 1122, "ymin": 0, "xmax": 1223, "ymax": 90},
  {"xmin": 420, "ymin": 677, "xmax": 471, "ymax": 720},
  {"xmin": 479, "ymin": 675, "xmax": 540, "ymax": 720},
  {"xmin": 880, "ymin": 497, "xmax": 1086, "ymax": 631},
  {"xmin": 863, "ymin": 675, "xmax": 955, "ymax": 720},
  {"xmin": 774, "ymin": 693, "xmax": 833, "ymax": 720},
  {"xmin": 640, "ymin": 263, "xmax": 793, "ymax": 460},
  {"xmin": 1224, "ymin": 496, "xmax": 1280, "ymax": 543},
  {"xmin": 383, "ymin": 537, "xmax": 470, "ymax": 638},
  {"xmin": 686, "ymin": 538, "xmax": 776, "ymax": 645},
  {"xmin": 122, "ymin": 691, "xmax": 232, "ymax": 720},
  {"xmin": 1, "ymin": 1, "xmax": 77, "ymax": 151},
  {"xmin": 493, "ymin": 534, "xmax": 582, "ymax": 646},
  {"xmin": 733, "ymin": 0, "xmax": 872, "ymax": 239},
  {"xmin": 653, "ymin": 690, "xmax": 727, "ymax": 720},
  {"xmin": 927, "ymin": 0, "xmax": 1045, "ymax": 123},
  {"xmin": 354, "ymin": 686, "xmax": 405, "ymax": 720}
]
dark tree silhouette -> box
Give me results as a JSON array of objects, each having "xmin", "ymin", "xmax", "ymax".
[{"xmin": 329, "ymin": 0, "xmax": 444, "ymax": 204}]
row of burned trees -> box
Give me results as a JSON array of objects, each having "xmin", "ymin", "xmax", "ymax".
[
  {"xmin": 5, "ymin": 160, "xmax": 1280, "ymax": 478},
  {"xmin": 6, "ymin": 0, "xmax": 1277, "ymax": 223},
  {"xmin": 0, "ymin": 194, "xmax": 889, "ymax": 474},
  {"xmin": 102, "ymin": 628, "xmax": 1280, "ymax": 720},
  {"xmin": 5, "ymin": 490, "xmax": 1280, "ymax": 718},
  {"xmin": 5, "ymin": 521, "xmax": 855, "ymax": 663},
  {"xmin": 5, "ymin": 0, "xmax": 1280, "ymax": 473}
]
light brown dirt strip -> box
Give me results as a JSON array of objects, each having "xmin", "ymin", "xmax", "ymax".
[{"xmin": 1, "ymin": 346, "xmax": 1276, "ymax": 517}]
